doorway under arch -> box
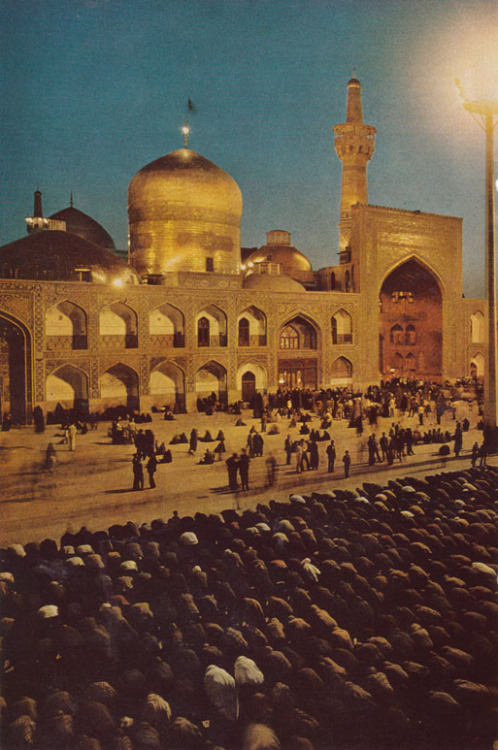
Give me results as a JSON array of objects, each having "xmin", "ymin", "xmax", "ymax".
[
  {"xmin": 237, "ymin": 363, "xmax": 268, "ymax": 400},
  {"xmin": 241, "ymin": 371, "xmax": 256, "ymax": 401}
]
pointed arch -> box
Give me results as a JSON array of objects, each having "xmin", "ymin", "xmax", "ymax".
[
  {"xmin": 46, "ymin": 364, "xmax": 89, "ymax": 406},
  {"xmin": 236, "ymin": 362, "xmax": 268, "ymax": 392},
  {"xmin": 281, "ymin": 310, "xmax": 321, "ymax": 331},
  {"xmin": 390, "ymin": 324, "xmax": 404, "ymax": 344},
  {"xmin": 330, "ymin": 356, "xmax": 352, "ymax": 386},
  {"xmin": 149, "ymin": 302, "xmax": 185, "ymax": 346},
  {"xmin": 405, "ymin": 323, "xmax": 417, "ymax": 345},
  {"xmin": 331, "ymin": 309, "xmax": 353, "ymax": 344},
  {"xmin": 196, "ymin": 360, "xmax": 227, "ymax": 400},
  {"xmin": 196, "ymin": 304, "xmax": 227, "ymax": 347},
  {"xmin": 149, "ymin": 360, "xmax": 185, "ymax": 410},
  {"xmin": 45, "ymin": 300, "xmax": 87, "ymax": 350},
  {"xmin": 100, "ymin": 362, "xmax": 139, "ymax": 411},
  {"xmin": 0, "ymin": 310, "xmax": 32, "ymax": 423},
  {"xmin": 237, "ymin": 306, "xmax": 267, "ymax": 346},
  {"xmin": 100, "ymin": 301, "xmax": 138, "ymax": 348},
  {"xmin": 470, "ymin": 352, "xmax": 485, "ymax": 379},
  {"xmin": 280, "ymin": 314, "xmax": 319, "ymax": 350},
  {"xmin": 378, "ymin": 254, "xmax": 445, "ymax": 296},
  {"xmin": 470, "ymin": 310, "xmax": 485, "ymax": 343},
  {"xmin": 379, "ymin": 256, "xmax": 442, "ymax": 379}
]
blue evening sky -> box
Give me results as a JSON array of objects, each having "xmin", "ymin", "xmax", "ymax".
[{"xmin": 0, "ymin": 0, "xmax": 496, "ymax": 297}]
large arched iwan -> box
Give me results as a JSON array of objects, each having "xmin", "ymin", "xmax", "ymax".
[{"xmin": 379, "ymin": 258, "xmax": 442, "ymax": 380}]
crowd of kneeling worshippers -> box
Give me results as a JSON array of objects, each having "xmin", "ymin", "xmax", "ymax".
[{"xmin": 1, "ymin": 467, "xmax": 497, "ymax": 750}]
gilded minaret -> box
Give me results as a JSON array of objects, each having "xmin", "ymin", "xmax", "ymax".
[{"xmin": 334, "ymin": 75, "xmax": 376, "ymax": 255}]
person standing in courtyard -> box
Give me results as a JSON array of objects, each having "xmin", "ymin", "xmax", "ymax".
[
  {"xmin": 284, "ymin": 434, "xmax": 293, "ymax": 465},
  {"xmin": 68, "ymin": 422, "xmax": 77, "ymax": 451},
  {"xmin": 471, "ymin": 441, "xmax": 479, "ymax": 467},
  {"xmin": 253, "ymin": 431, "xmax": 264, "ymax": 457},
  {"xmin": 326, "ymin": 440, "xmax": 336, "ymax": 472},
  {"xmin": 343, "ymin": 449, "xmax": 351, "ymax": 478},
  {"xmin": 132, "ymin": 454, "xmax": 144, "ymax": 490},
  {"xmin": 33, "ymin": 405, "xmax": 45, "ymax": 433},
  {"xmin": 238, "ymin": 449, "xmax": 250, "ymax": 490},
  {"xmin": 146, "ymin": 453, "xmax": 157, "ymax": 489},
  {"xmin": 266, "ymin": 452, "xmax": 277, "ymax": 487},
  {"xmin": 309, "ymin": 439, "xmax": 319, "ymax": 470},
  {"xmin": 454, "ymin": 421, "xmax": 463, "ymax": 458},
  {"xmin": 189, "ymin": 428, "xmax": 198, "ymax": 455},
  {"xmin": 226, "ymin": 452, "xmax": 239, "ymax": 491},
  {"xmin": 479, "ymin": 442, "xmax": 487, "ymax": 468}
]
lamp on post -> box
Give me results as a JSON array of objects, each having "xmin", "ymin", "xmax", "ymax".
[{"xmin": 456, "ymin": 80, "xmax": 498, "ymax": 435}]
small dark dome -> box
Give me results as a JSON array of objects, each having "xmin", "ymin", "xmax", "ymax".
[
  {"xmin": 0, "ymin": 231, "xmax": 136, "ymax": 284},
  {"xmin": 49, "ymin": 206, "xmax": 116, "ymax": 249}
]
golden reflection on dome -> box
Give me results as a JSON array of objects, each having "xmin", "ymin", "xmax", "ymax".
[
  {"xmin": 128, "ymin": 148, "xmax": 242, "ymax": 277},
  {"xmin": 246, "ymin": 247, "xmax": 312, "ymax": 273},
  {"xmin": 243, "ymin": 273, "xmax": 305, "ymax": 292},
  {"xmin": 245, "ymin": 229, "xmax": 312, "ymax": 273}
]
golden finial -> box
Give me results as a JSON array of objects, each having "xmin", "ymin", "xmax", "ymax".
[{"xmin": 181, "ymin": 121, "xmax": 190, "ymax": 147}]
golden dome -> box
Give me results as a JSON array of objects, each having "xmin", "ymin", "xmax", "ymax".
[
  {"xmin": 243, "ymin": 273, "xmax": 305, "ymax": 292},
  {"xmin": 246, "ymin": 230, "xmax": 312, "ymax": 273},
  {"xmin": 128, "ymin": 148, "xmax": 242, "ymax": 276}
]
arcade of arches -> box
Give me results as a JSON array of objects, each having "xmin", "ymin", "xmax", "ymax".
[
  {"xmin": 379, "ymin": 259, "xmax": 442, "ymax": 379},
  {"xmin": 0, "ymin": 257, "xmax": 485, "ymax": 422}
]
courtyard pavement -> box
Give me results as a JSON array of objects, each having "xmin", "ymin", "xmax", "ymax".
[{"xmin": 0, "ymin": 401, "xmax": 493, "ymax": 546}]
